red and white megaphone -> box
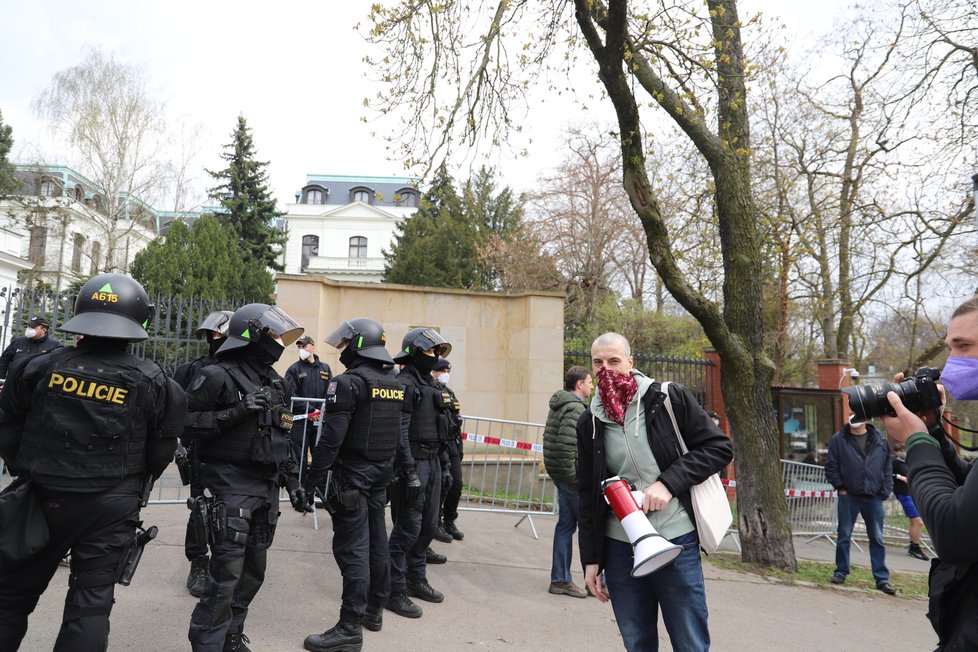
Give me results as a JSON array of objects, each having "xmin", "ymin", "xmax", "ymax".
[{"xmin": 602, "ymin": 476, "xmax": 683, "ymax": 577}]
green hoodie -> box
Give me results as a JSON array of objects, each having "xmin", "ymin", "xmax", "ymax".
[
  {"xmin": 591, "ymin": 370, "xmax": 694, "ymax": 542},
  {"xmin": 543, "ymin": 389, "xmax": 586, "ymax": 483}
]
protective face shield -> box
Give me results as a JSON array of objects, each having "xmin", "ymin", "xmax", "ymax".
[
  {"xmin": 195, "ymin": 310, "xmax": 234, "ymax": 338},
  {"xmin": 217, "ymin": 304, "xmax": 304, "ymax": 358},
  {"xmin": 393, "ymin": 327, "xmax": 451, "ymax": 365},
  {"xmin": 325, "ymin": 318, "xmax": 394, "ymax": 364}
]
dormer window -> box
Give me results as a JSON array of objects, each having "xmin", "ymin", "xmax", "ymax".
[
  {"xmin": 395, "ymin": 188, "xmax": 419, "ymax": 208},
  {"xmin": 350, "ymin": 186, "xmax": 373, "ymax": 205},
  {"xmin": 306, "ymin": 188, "xmax": 323, "ymax": 205}
]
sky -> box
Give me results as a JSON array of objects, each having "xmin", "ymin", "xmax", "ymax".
[{"xmin": 0, "ymin": 0, "xmax": 852, "ymax": 211}]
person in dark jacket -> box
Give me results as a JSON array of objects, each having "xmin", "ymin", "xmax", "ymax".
[
  {"xmin": 577, "ymin": 332, "xmax": 732, "ymax": 652},
  {"xmin": 432, "ymin": 357, "xmax": 465, "ymax": 545},
  {"xmin": 284, "ymin": 335, "xmax": 332, "ymax": 482},
  {"xmin": 824, "ymin": 420, "xmax": 894, "ymax": 594},
  {"xmin": 0, "ymin": 273, "xmax": 186, "ymax": 651},
  {"xmin": 543, "ymin": 365, "xmax": 592, "ymax": 599},
  {"xmin": 0, "ymin": 315, "xmax": 61, "ymax": 379},
  {"xmin": 882, "ymin": 296, "xmax": 978, "ymax": 650}
]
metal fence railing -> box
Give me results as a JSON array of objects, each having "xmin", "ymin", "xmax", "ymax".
[{"xmin": 563, "ymin": 350, "xmax": 714, "ymax": 406}]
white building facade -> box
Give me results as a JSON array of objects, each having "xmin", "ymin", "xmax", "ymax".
[{"xmin": 282, "ymin": 174, "xmax": 420, "ymax": 283}]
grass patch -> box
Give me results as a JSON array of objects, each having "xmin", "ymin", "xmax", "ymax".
[{"xmin": 706, "ymin": 552, "xmax": 928, "ymax": 600}]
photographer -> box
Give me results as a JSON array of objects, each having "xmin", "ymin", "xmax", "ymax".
[{"xmin": 882, "ymin": 297, "xmax": 978, "ymax": 651}]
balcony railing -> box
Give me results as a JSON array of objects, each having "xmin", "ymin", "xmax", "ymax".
[{"xmin": 304, "ymin": 255, "xmax": 385, "ymax": 272}]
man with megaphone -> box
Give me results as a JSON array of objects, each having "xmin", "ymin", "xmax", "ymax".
[{"xmin": 577, "ymin": 332, "xmax": 732, "ymax": 652}]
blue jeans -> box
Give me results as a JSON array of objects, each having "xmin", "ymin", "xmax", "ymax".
[
  {"xmin": 603, "ymin": 531, "xmax": 709, "ymax": 652},
  {"xmin": 551, "ymin": 481, "xmax": 581, "ymax": 583},
  {"xmin": 835, "ymin": 492, "xmax": 889, "ymax": 584}
]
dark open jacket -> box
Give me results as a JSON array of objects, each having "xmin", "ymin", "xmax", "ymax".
[
  {"xmin": 824, "ymin": 423, "xmax": 892, "ymax": 500},
  {"xmin": 577, "ymin": 380, "xmax": 733, "ymax": 568}
]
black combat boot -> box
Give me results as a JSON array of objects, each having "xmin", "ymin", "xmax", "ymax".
[
  {"xmin": 407, "ymin": 579, "xmax": 444, "ymax": 603},
  {"xmin": 425, "ymin": 546, "xmax": 447, "ymax": 564},
  {"xmin": 187, "ymin": 554, "xmax": 209, "ymax": 597},
  {"xmin": 362, "ymin": 605, "xmax": 383, "ymax": 632},
  {"xmin": 443, "ymin": 519, "xmax": 464, "ymax": 540},
  {"xmin": 303, "ymin": 621, "xmax": 363, "ymax": 652},
  {"xmin": 433, "ymin": 522, "xmax": 453, "ymax": 543},
  {"xmin": 384, "ymin": 591, "xmax": 423, "ymax": 618},
  {"xmin": 223, "ymin": 629, "xmax": 251, "ymax": 652}
]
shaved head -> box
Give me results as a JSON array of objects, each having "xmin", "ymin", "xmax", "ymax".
[
  {"xmin": 590, "ymin": 332, "xmax": 633, "ymax": 375},
  {"xmin": 591, "ymin": 332, "xmax": 631, "ymax": 357}
]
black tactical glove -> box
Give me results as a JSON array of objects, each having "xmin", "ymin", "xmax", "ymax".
[
  {"xmin": 243, "ymin": 389, "xmax": 270, "ymax": 412},
  {"xmin": 403, "ymin": 468, "xmax": 422, "ymax": 505},
  {"xmin": 441, "ymin": 467, "xmax": 453, "ymax": 488},
  {"xmin": 289, "ymin": 486, "xmax": 311, "ymax": 513}
]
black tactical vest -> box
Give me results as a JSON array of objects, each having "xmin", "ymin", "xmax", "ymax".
[
  {"xmin": 399, "ymin": 373, "xmax": 453, "ymax": 444},
  {"xmin": 341, "ymin": 367, "xmax": 406, "ymax": 461},
  {"xmin": 197, "ymin": 361, "xmax": 292, "ymax": 467},
  {"xmin": 18, "ymin": 347, "xmax": 160, "ymax": 493}
]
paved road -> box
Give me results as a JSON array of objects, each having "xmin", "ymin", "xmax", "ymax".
[{"xmin": 18, "ymin": 504, "xmax": 936, "ymax": 651}]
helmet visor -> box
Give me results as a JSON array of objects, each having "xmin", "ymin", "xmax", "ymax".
[
  {"xmin": 324, "ymin": 320, "xmax": 357, "ymax": 349},
  {"xmin": 251, "ymin": 306, "xmax": 303, "ymax": 346},
  {"xmin": 195, "ymin": 310, "xmax": 233, "ymax": 337},
  {"xmin": 412, "ymin": 328, "xmax": 451, "ymax": 357}
]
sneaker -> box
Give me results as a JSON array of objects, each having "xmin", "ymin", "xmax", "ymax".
[
  {"xmin": 433, "ymin": 522, "xmax": 453, "ymax": 543},
  {"xmin": 407, "ymin": 579, "xmax": 444, "ymax": 603},
  {"xmin": 303, "ymin": 621, "xmax": 363, "ymax": 652},
  {"xmin": 384, "ymin": 591, "xmax": 423, "ymax": 618},
  {"xmin": 549, "ymin": 581, "xmax": 587, "ymax": 598},
  {"xmin": 908, "ymin": 544, "xmax": 930, "ymax": 561},
  {"xmin": 223, "ymin": 630, "xmax": 252, "ymax": 652},
  {"xmin": 877, "ymin": 581, "xmax": 897, "ymax": 595},
  {"xmin": 187, "ymin": 555, "xmax": 210, "ymax": 597},
  {"xmin": 830, "ymin": 572, "xmax": 846, "ymax": 585},
  {"xmin": 444, "ymin": 520, "xmax": 465, "ymax": 540},
  {"xmin": 425, "ymin": 547, "xmax": 447, "ymax": 564},
  {"xmin": 362, "ymin": 606, "xmax": 383, "ymax": 632}
]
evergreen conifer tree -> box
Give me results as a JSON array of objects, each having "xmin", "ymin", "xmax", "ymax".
[
  {"xmin": 207, "ymin": 115, "xmax": 286, "ymax": 271},
  {"xmin": 0, "ymin": 109, "xmax": 17, "ymax": 196}
]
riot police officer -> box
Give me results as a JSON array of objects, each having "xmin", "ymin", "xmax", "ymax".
[
  {"xmin": 432, "ymin": 357, "xmax": 465, "ymax": 542},
  {"xmin": 302, "ymin": 318, "xmax": 410, "ymax": 652},
  {"xmin": 0, "ymin": 273, "xmax": 186, "ymax": 651},
  {"xmin": 386, "ymin": 328, "xmax": 454, "ymax": 618},
  {"xmin": 173, "ymin": 310, "xmax": 233, "ymax": 598},
  {"xmin": 184, "ymin": 303, "xmax": 308, "ymax": 652}
]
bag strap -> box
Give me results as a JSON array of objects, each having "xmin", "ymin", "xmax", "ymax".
[{"xmin": 660, "ymin": 381, "xmax": 689, "ymax": 455}]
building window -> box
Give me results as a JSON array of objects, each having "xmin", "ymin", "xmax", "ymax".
[
  {"xmin": 74, "ymin": 186, "xmax": 83, "ymax": 201},
  {"xmin": 71, "ymin": 234, "xmax": 86, "ymax": 273},
  {"xmin": 350, "ymin": 187, "xmax": 372, "ymax": 204},
  {"xmin": 305, "ymin": 188, "xmax": 323, "ymax": 205},
  {"xmin": 349, "ymin": 236, "xmax": 367, "ymax": 258},
  {"xmin": 396, "ymin": 188, "xmax": 419, "ymax": 208},
  {"xmin": 301, "ymin": 235, "xmax": 319, "ymax": 272},
  {"xmin": 90, "ymin": 241, "xmax": 101, "ymax": 274},
  {"xmin": 29, "ymin": 226, "xmax": 47, "ymax": 266},
  {"xmin": 39, "ymin": 179, "xmax": 56, "ymax": 197}
]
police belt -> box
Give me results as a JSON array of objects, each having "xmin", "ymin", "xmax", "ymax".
[{"xmin": 409, "ymin": 441, "xmax": 439, "ymax": 459}]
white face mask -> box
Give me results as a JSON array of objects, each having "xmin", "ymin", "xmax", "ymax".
[
  {"xmin": 24, "ymin": 327, "xmax": 37, "ymax": 338},
  {"xmin": 298, "ymin": 348, "xmax": 312, "ymax": 361},
  {"xmin": 437, "ymin": 372, "xmax": 450, "ymax": 385}
]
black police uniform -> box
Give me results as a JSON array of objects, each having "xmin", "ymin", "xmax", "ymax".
[
  {"xmin": 0, "ymin": 334, "xmax": 185, "ymax": 648},
  {"xmin": 307, "ymin": 357, "xmax": 408, "ymax": 628},
  {"xmin": 388, "ymin": 364, "xmax": 453, "ymax": 599},
  {"xmin": 0, "ymin": 331, "xmax": 62, "ymax": 379},
  {"xmin": 185, "ymin": 352, "xmax": 299, "ymax": 651},
  {"xmin": 285, "ymin": 354, "xmax": 332, "ymax": 477},
  {"xmin": 438, "ymin": 382, "xmax": 464, "ymax": 535}
]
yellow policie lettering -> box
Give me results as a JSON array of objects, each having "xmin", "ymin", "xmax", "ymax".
[
  {"xmin": 371, "ymin": 387, "xmax": 404, "ymax": 400},
  {"xmin": 90, "ymin": 291, "xmax": 119, "ymax": 303},
  {"xmin": 48, "ymin": 372, "xmax": 129, "ymax": 404}
]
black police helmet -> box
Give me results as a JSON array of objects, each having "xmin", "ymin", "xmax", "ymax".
[
  {"xmin": 324, "ymin": 318, "xmax": 394, "ymax": 364},
  {"xmin": 195, "ymin": 310, "xmax": 234, "ymax": 338},
  {"xmin": 60, "ymin": 273, "xmax": 154, "ymax": 341},
  {"xmin": 216, "ymin": 303, "xmax": 304, "ymax": 357},
  {"xmin": 392, "ymin": 327, "xmax": 451, "ymax": 364}
]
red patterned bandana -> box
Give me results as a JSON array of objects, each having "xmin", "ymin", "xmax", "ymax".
[{"xmin": 596, "ymin": 366, "xmax": 638, "ymax": 426}]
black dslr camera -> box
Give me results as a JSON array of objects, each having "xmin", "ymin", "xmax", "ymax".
[{"xmin": 843, "ymin": 367, "xmax": 942, "ymax": 422}]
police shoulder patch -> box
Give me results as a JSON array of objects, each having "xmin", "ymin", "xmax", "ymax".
[{"xmin": 191, "ymin": 374, "xmax": 206, "ymax": 391}]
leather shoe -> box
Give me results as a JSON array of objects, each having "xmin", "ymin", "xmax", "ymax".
[
  {"xmin": 877, "ymin": 582, "xmax": 897, "ymax": 596},
  {"xmin": 549, "ymin": 581, "xmax": 587, "ymax": 598},
  {"xmin": 433, "ymin": 523, "xmax": 453, "ymax": 543},
  {"xmin": 384, "ymin": 591, "xmax": 423, "ymax": 618},
  {"xmin": 407, "ymin": 579, "xmax": 444, "ymax": 603},
  {"xmin": 303, "ymin": 620, "xmax": 362, "ymax": 652},
  {"xmin": 362, "ymin": 606, "xmax": 382, "ymax": 632},
  {"xmin": 425, "ymin": 546, "xmax": 447, "ymax": 564},
  {"xmin": 830, "ymin": 572, "xmax": 846, "ymax": 585}
]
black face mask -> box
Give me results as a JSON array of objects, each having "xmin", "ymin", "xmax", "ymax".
[
  {"xmin": 410, "ymin": 351, "xmax": 438, "ymax": 373},
  {"xmin": 339, "ymin": 346, "xmax": 357, "ymax": 368},
  {"xmin": 255, "ymin": 336, "xmax": 285, "ymax": 364},
  {"xmin": 207, "ymin": 337, "xmax": 224, "ymax": 358}
]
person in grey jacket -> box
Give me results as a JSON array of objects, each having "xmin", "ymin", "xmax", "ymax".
[
  {"xmin": 825, "ymin": 420, "xmax": 895, "ymax": 594},
  {"xmin": 543, "ymin": 365, "xmax": 592, "ymax": 598}
]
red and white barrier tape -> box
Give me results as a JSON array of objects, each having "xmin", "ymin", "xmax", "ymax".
[
  {"xmin": 293, "ymin": 409, "xmax": 321, "ymax": 422},
  {"xmin": 721, "ymin": 478, "xmax": 837, "ymax": 498},
  {"xmin": 461, "ymin": 431, "xmax": 543, "ymax": 454}
]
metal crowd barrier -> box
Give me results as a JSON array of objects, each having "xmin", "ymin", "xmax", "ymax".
[
  {"xmin": 781, "ymin": 459, "xmax": 838, "ymax": 544},
  {"xmin": 458, "ymin": 415, "xmax": 555, "ymax": 539}
]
